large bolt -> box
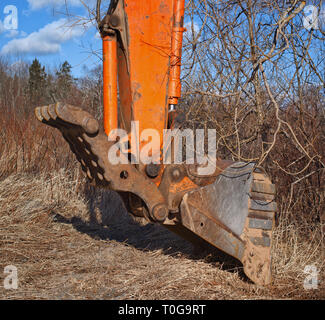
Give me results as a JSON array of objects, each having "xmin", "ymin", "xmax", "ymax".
[
  {"xmin": 109, "ymin": 15, "xmax": 120, "ymax": 27},
  {"xmin": 170, "ymin": 167, "xmax": 184, "ymax": 182},
  {"xmin": 145, "ymin": 164, "xmax": 161, "ymax": 178},
  {"xmin": 171, "ymin": 168, "xmax": 181, "ymax": 180},
  {"xmin": 151, "ymin": 204, "xmax": 168, "ymax": 222}
]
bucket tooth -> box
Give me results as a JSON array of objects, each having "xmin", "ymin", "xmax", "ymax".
[
  {"xmin": 34, "ymin": 107, "xmax": 44, "ymax": 122},
  {"xmin": 241, "ymin": 171, "xmax": 275, "ymax": 285},
  {"xmin": 47, "ymin": 104, "xmax": 58, "ymax": 120}
]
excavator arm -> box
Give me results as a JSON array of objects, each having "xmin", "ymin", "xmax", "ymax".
[{"xmin": 35, "ymin": 0, "xmax": 277, "ymax": 286}]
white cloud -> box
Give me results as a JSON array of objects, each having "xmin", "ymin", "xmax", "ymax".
[
  {"xmin": 4, "ymin": 30, "xmax": 29, "ymax": 39},
  {"xmin": 1, "ymin": 19, "xmax": 83, "ymax": 55},
  {"xmin": 27, "ymin": 0, "xmax": 82, "ymax": 11},
  {"xmin": 5, "ymin": 30, "xmax": 20, "ymax": 38}
]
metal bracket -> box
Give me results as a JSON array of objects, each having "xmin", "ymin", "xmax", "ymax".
[{"xmin": 99, "ymin": 0, "xmax": 130, "ymax": 72}]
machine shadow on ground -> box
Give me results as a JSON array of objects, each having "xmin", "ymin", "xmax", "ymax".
[{"xmin": 50, "ymin": 185, "xmax": 251, "ymax": 283}]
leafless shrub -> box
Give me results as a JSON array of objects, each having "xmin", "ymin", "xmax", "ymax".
[{"xmin": 180, "ymin": 0, "xmax": 325, "ymax": 224}]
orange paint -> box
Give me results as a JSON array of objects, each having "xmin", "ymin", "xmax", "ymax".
[
  {"xmin": 102, "ymin": 0, "xmax": 185, "ymax": 171},
  {"xmin": 168, "ymin": 0, "xmax": 185, "ymax": 105},
  {"xmin": 118, "ymin": 0, "xmax": 174, "ymax": 151},
  {"xmin": 169, "ymin": 177, "xmax": 198, "ymax": 194},
  {"xmin": 103, "ymin": 34, "xmax": 118, "ymax": 136}
]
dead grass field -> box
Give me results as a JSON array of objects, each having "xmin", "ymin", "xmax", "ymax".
[{"xmin": 0, "ymin": 170, "xmax": 324, "ymax": 300}]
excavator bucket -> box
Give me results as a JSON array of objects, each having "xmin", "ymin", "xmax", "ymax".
[
  {"xmin": 176, "ymin": 162, "xmax": 276, "ymax": 285},
  {"xmin": 34, "ymin": 0, "xmax": 277, "ymax": 286}
]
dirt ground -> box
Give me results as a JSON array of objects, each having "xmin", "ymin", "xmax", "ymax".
[{"xmin": 0, "ymin": 171, "xmax": 324, "ymax": 300}]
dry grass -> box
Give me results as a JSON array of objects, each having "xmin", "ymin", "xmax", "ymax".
[
  {"xmin": 0, "ymin": 170, "xmax": 324, "ymax": 300},
  {"xmin": 0, "ymin": 112, "xmax": 77, "ymax": 180}
]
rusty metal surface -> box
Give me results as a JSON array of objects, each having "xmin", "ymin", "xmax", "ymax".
[
  {"xmin": 35, "ymin": 103, "xmax": 277, "ymax": 285},
  {"xmin": 35, "ymin": 103, "xmax": 168, "ymax": 223},
  {"xmin": 158, "ymin": 160, "xmax": 236, "ymax": 215},
  {"xmin": 249, "ymin": 199, "xmax": 277, "ymax": 212},
  {"xmin": 100, "ymin": 0, "xmax": 130, "ymax": 71},
  {"xmin": 180, "ymin": 193, "xmax": 246, "ymax": 261},
  {"xmin": 173, "ymin": 162, "xmax": 276, "ymax": 286},
  {"xmin": 248, "ymin": 218, "xmax": 273, "ymax": 230},
  {"xmin": 183, "ymin": 162, "xmax": 255, "ymax": 238},
  {"xmin": 174, "ymin": 163, "xmax": 259, "ymax": 261},
  {"xmin": 159, "ymin": 164, "xmax": 198, "ymax": 213},
  {"xmin": 249, "ymin": 236, "xmax": 271, "ymax": 247},
  {"xmin": 251, "ymin": 181, "xmax": 276, "ymax": 194}
]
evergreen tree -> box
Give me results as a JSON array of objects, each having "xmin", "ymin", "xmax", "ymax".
[
  {"xmin": 56, "ymin": 61, "xmax": 74, "ymax": 100},
  {"xmin": 28, "ymin": 58, "xmax": 47, "ymax": 106}
]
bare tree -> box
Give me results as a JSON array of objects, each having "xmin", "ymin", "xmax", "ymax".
[{"xmin": 181, "ymin": 0, "xmax": 324, "ymax": 219}]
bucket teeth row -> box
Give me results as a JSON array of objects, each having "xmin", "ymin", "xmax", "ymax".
[
  {"xmin": 241, "ymin": 171, "xmax": 276, "ymax": 286},
  {"xmin": 35, "ymin": 102, "xmax": 99, "ymax": 134}
]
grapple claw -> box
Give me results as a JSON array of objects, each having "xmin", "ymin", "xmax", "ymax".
[{"xmin": 34, "ymin": 103, "xmax": 169, "ymax": 223}]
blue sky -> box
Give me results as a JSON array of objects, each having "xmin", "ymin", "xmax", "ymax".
[{"xmin": 0, "ymin": 0, "xmax": 101, "ymax": 77}]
